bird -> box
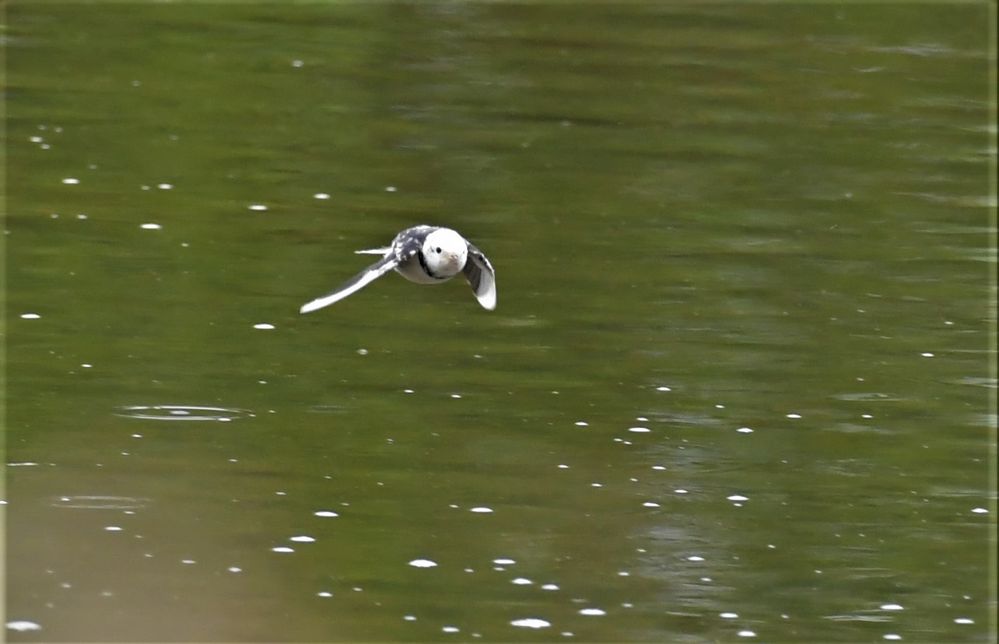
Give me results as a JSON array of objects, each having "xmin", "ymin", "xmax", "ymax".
[{"xmin": 299, "ymin": 225, "xmax": 496, "ymax": 314}]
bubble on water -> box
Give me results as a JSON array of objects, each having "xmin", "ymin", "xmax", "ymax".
[
  {"xmin": 579, "ymin": 608, "xmax": 606, "ymax": 616},
  {"xmin": 409, "ymin": 559, "xmax": 437, "ymax": 568},
  {"xmin": 511, "ymin": 618, "xmax": 550, "ymax": 629}
]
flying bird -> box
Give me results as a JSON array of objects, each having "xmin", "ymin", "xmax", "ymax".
[{"xmin": 300, "ymin": 225, "xmax": 496, "ymax": 313}]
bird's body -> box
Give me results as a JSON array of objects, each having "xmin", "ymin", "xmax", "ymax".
[{"xmin": 300, "ymin": 225, "xmax": 496, "ymax": 313}]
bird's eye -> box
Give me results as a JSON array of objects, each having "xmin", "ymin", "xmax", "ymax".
[{"xmin": 435, "ymin": 247, "xmax": 442, "ymax": 253}]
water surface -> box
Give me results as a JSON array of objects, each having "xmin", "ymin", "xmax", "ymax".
[{"xmin": 5, "ymin": 4, "xmax": 995, "ymax": 642}]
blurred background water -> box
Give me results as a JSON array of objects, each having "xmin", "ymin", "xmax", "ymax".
[{"xmin": 4, "ymin": 3, "xmax": 996, "ymax": 642}]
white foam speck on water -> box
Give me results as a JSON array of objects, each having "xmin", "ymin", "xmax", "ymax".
[
  {"xmin": 314, "ymin": 510, "xmax": 339, "ymax": 518},
  {"xmin": 687, "ymin": 555, "xmax": 705, "ymax": 562},
  {"xmin": 248, "ymin": 203, "xmax": 268, "ymax": 211},
  {"xmin": 469, "ymin": 506, "xmax": 493, "ymax": 514},
  {"xmin": 541, "ymin": 583, "xmax": 559, "ymax": 591},
  {"xmin": 20, "ymin": 313, "xmax": 41, "ymax": 320},
  {"xmin": 954, "ymin": 618, "xmax": 974, "ymax": 625},
  {"xmin": 642, "ymin": 502, "xmax": 660, "ymax": 508},
  {"xmin": 656, "ymin": 386, "xmax": 672, "ymax": 392},
  {"xmin": 971, "ymin": 507, "xmax": 988, "ymax": 514},
  {"xmin": 140, "ymin": 223, "xmax": 161, "ymax": 230},
  {"xmin": 104, "ymin": 526, "xmax": 123, "ymax": 532},
  {"xmin": 157, "ymin": 183, "xmax": 173, "ymax": 190},
  {"xmin": 290, "ymin": 535, "xmax": 315, "ymax": 543},
  {"xmin": 403, "ymin": 615, "xmax": 417, "ymax": 621},
  {"xmin": 317, "ymin": 591, "xmax": 332, "ymax": 598},
  {"xmin": 493, "ymin": 558, "xmax": 515, "ymax": 565},
  {"xmin": 253, "ymin": 323, "xmax": 275, "ymax": 330},
  {"xmin": 628, "ymin": 427, "xmax": 651, "ymax": 433},
  {"xmin": 880, "ymin": 603, "xmax": 904, "ymax": 611},
  {"xmin": 271, "ymin": 546, "xmax": 294, "ymax": 554},
  {"xmin": 737, "ymin": 427, "xmax": 754, "ymax": 433},
  {"xmin": 314, "ymin": 192, "xmax": 330, "ymax": 199},
  {"xmin": 579, "ymin": 608, "xmax": 606, "ymax": 616},
  {"xmin": 720, "ymin": 612, "xmax": 738, "ymax": 619},
  {"xmin": 786, "ymin": 413, "xmax": 802, "ymax": 419},
  {"xmin": 6, "ymin": 621, "xmax": 42, "ymax": 632},
  {"xmin": 511, "ymin": 577, "xmax": 532, "ymax": 585},
  {"xmin": 727, "ymin": 495, "xmax": 749, "ymax": 502},
  {"xmin": 62, "ymin": 177, "xmax": 79, "ymax": 185},
  {"xmin": 575, "ymin": 421, "xmax": 589, "ymax": 426},
  {"xmin": 738, "ymin": 630, "xmax": 756, "ymax": 638},
  {"xmin": 511, "ymin": 618, "xmax": 551, "ymax": 629},
  {"xmin": 883, "ymin": 634, "xmax": 902, "ymax": 641},
  {"xmin": 227, "ymin": 567, "xmax": 242, "ymax": 573},
  {"xmin": 675, "ymin": 489, "xmax": 689, "ymax": 494},
  {"xmin": 442, "ymin": 625, "xmax": 459, "ymax": 633},
  {"xmin": 409, "ymin": 559, "xmax": 437, "ymax": 568},
  {"xmin": 921, "ymin": 352, "xmax": 934, "ymax": 357}
]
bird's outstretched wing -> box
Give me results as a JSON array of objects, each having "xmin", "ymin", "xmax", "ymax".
[
  {"xmin": 463, "ymin": 243, "xmax": 497, "ymax": 310},
  {"xmin": 300, "ymin": 255, "xmax": 400, "ymax": 314}
]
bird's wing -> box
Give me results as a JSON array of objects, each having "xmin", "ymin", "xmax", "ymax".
[
  {"xmin": 355, "ymin": 247, "xmax": 391, "ymax": 255},
  {"xmin": 462, "ymin": 243, "xmax": 497, "ymax": 310},
  {"xmin": 300, "ymin": 255, "xmax": 400, "ymax": 314}
]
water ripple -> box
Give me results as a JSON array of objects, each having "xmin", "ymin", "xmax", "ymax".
[
  {"xmin": 51, "ymin": 495, "xmax": 150, "ymax": 510},
  {"xmin": 115, "ymin": 405, "xmax": 253, "ymax": 422}
]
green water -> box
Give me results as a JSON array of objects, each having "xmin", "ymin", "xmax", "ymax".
[{"xmin": 4, "ymin": 4, "xmax": 996, "ymax": 642}]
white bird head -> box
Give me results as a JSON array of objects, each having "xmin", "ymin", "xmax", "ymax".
[{"xmin": 421, "ymin": 227, "xmax": 468, "ymax": 277}]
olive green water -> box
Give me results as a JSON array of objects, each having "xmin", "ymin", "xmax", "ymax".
[{"xmin": 4, "ymin": 4, "xmax": 996, "ymax": 642}]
